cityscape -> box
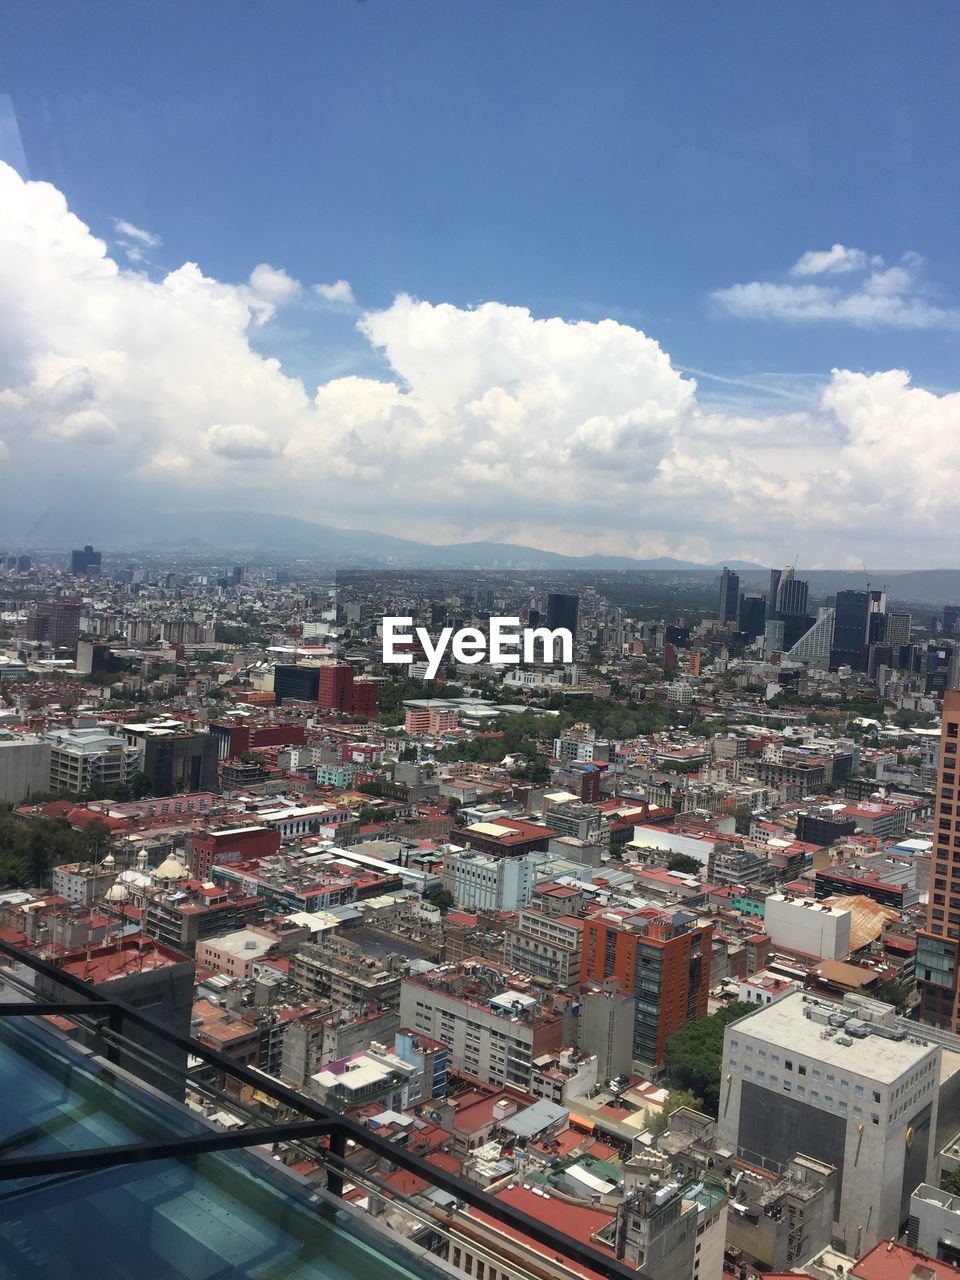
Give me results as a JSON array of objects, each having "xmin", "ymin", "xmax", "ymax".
[
  {"xmin": 1, "ymin": 551, "xmax": 960, "ymax": 1280},
  {"xmin": 2, "ymin": 2, "xmax": 960, "ymax": 1279}
]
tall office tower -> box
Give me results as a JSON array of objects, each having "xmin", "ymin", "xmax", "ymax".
[
  {"xmin": 942, "ymin": 605, "xmax": 960, "ymax": 635},
  {"xmin": 887, "ymin": 611, "xmax": 912, "ymax": 651},
  {"xmin": 231, "ymin": 564, "xmax": 244, "ymax": 585},
  {"xmin": 546, "ymin": 592, "xmax": 579, "ymax": 641},
  {"xmin": 25, "ymin": 600, "xmax": 81, "ymax": 650},
  {"xmin": 867, "ymin": 590, "xmax": 888, "ymax": 643},
  {"xmin": 917, "ymin": 688, "xmax": 960, "ymax": 1031},
  {"xmin": 776, "ymin": 569, "xmax": 809, "ymax": 619},
  {"xmin": 718, "ymin": 568, "xmax": 740, "ymax": 624},
  {"xmin": 768, "ymin": 568, "xmax": 782, "ymax": 620},
  {"xmin": 70, "ymin": 544, "xmax": 102, "ymax": 576},
  {"xmin": 830, "ymin": 589, "xmax": 872, "ymax": 671},
  {"xmin": 738, "ymin": 592, "xmax": 766, "ymax": 638},
  {"xmin": 16, "ymin": 555, "xmax": 31, "ymax": 573},
  {"xmin": 581, "ymin": 909, "xmax": 711, "ymax": 1071}
]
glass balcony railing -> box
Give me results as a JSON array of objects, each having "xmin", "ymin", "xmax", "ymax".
[{"xmin": 0, "ymin": 938, "xmax": 649, "ymax": 1280}]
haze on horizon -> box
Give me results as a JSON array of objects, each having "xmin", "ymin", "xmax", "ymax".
[{"xmin": 0, "ymin": 2, "xmax": 958, "ymax": 569}]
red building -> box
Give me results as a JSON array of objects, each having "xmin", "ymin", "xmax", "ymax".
[
  {"xmin": 189, "ymin": 825, "xmax": 281, "ymax": 879},
  {"xmin": 582, "ymin": 907, "xmax": 711, "ymax": 1067},
  {"xmin": 317, "ymin": 662, "xmax": 378, "ymax": 718}
]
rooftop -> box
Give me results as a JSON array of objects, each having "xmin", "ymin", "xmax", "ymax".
[{"xmin": 727, "ymin": 992, "xmax": 938, "ymax": 1082}]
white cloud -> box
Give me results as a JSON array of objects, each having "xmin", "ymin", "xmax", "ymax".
[
  {"xmin": 314, "ymin": 279, "xmax": 355, "ymax": 305},
  {"xmin": 249, "ymin": 263, "xmax": 300, "ymax": 303},
  {"xmin": 790, "ymin": 244, "xmax": 870, "ymax": 276},
  {"xmin": 112, "ymin": 218, "xmax": 161, "ymax": 248},
  {"xmin": 1, "ymin": 161, "xmax": 959, "ymax": 565},
  {"xmin": 204, "ymin": 423, "xmax": 283, "ymax": 460},
  {"xmin": 713, "ymin": 250, "xmax": 960, "ymax": 330}
]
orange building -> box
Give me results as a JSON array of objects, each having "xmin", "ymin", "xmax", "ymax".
[{"xmin": 582, "ymin": 907, "xmax": 711, "ymax": 1067}]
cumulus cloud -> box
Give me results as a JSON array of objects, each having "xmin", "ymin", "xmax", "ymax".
[
  {"xmin": 314, "ymin": 279, "xmax": 356, "ymax": 305},
  {"xmin": 713, "ymin": 249, "xmax": 960, "ymax": 330},
  {"xmin": 1, "ymin": 160, "xmax": 959, "ymax": 564},
  {"xmin": 249, "ymin": 263, "xmax": 300, "ymax": 303},
  {"xmin": 204, "ymin": 423, "xmax": 284, "ymax": 460}
]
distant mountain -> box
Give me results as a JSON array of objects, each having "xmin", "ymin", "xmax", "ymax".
[
  {"xmin": 6, "ymin": 505, "xmax": 960, "ymax": 599},
  {"xmin": 5, "ymin": 506, "xmax": 762, "ymax": 570}
]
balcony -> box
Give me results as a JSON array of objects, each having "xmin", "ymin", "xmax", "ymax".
[{"xmin": 0, "ymin": 938, "xmax": 646, "ymax": 1280}]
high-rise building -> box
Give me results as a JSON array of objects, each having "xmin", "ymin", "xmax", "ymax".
[
  {"xmin": 888, "ymin": 611, "xmax": 912, "ymax": 651},
  {"xmin": 776, "ymin": 570, "xmax": 809, "ymax": 619},
  {"xmin": 768, "ymin": 568, "xmax": 782, "ymax": 620},
  {"xmin": 581, "ymin": 908, "xmax": 711, "ymax": 1069},
  {"xmin": 917, "ymin": 688, "xmax": 960, "ymax": 1031},
  {"xmin": 273, "ymin": 664, "xmax": 321, "ymax": 703},
  {"xmin": 737, "ymin": 592, "xmax": 766, "ymax": 637},
  {"xmin": 70, "ymin": 544, "xmax": 102, "ymax": 576},
  {"xmin": 830, "ymin": 589, "xmax": 872, "ymax": 671},
  {"xmin": 718, "ymin": 991, "xmax": 940, "ymax": 1255},
  {"xmin": 545, "ymin": 592, "xmax": 579, "ymax": 641},
  {"xmin": 317, "ymin": 661, "xmax": 354, "ymax": 711},
  {"xmin": 718, "ymin": 568, "xmax": 740, "ymax": 624},
  {"xmin": 25, "ymin": 600, "xmax": 81, "ymax": 650},
  {"xmin": 942, "ymin": 605, "xmax": 960, "ymax": 636}
]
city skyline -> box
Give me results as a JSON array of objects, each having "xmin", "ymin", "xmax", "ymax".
[{"xmin": 1, "ymin": 2, "xmax": 959, "ymax": 566}]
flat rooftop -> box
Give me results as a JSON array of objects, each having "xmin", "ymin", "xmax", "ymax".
[{"xmin": 727, "ymin": 992, "xmax": 938, "ymax": 1082}]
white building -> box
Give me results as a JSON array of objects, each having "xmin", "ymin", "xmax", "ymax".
[
  {"xmin": 764, "ymin": 894, "xmax": 852, "ymax": 960},
  {"xmin": 908, "ymin": 1184, "xmax": 960, "ymax": 1263},
  {"xmin": 718, "ymin": 991, "xmax": 940, "ymax": 1255},
  {"xmin": 445, "ymin": 848, "xmax": 538, "ymax": 912},
  {"xmin": 46, "ymin": 726, "xmax": 141, "ymax": 795},
  {"xmin": 0, "ymin": 733, "xmax": 50, "ymax": 803}
]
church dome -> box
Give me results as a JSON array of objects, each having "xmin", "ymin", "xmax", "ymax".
[{"xmin": 152, "ymin": 853, "xmax": 189, "ymax": 882}]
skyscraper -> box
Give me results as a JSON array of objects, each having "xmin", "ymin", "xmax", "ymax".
[
  {"xmin": 830, "ymin": 589, "xmax": 872, "ymax": 671},
  {"xmin": 737, "ymin": 592, "xmax": 766, "ymax": 638},
  {"xmin": 70, "ymin": 544, "xmax": 102, "ymax": 576},
  {"xmin": 917, "ymin": 688, "xmax": 960, "ymax": 1031},
  {"xmin": 887, "ymin": 611, "xmax": 912, "ymax": 651},
  {"xmin": 776, "ymin": 570, "xmax": 808, "ymax": 618},
  {"xmin": 718, "ymin": 568, "xmax": 739, "ymax": 624},
  {"xmin": 545, "ymin": 592, "xmax": 579, "ymax": 641},
  {"xmin": 768, "ymin": 568, "xmax": 782, "ymax": 621}
]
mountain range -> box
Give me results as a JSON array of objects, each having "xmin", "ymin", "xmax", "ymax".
[{"xmin": 6, "ymin": 507, "xmax": 960, "ymax": 602}]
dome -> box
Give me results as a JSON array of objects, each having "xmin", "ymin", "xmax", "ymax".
[
  {"xmin": 102, "ymin": 852, "xmax": 116, "ymax": 869},
  {"xmin": 152, "ymin": 854, "xmax": 189, "ymax": 882},
  {"xmin": 105, "ymin": 881, "xmax": 130, "ymax": 903}
]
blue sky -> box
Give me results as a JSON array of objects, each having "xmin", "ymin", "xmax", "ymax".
[{"xmin": 0, "ymin": 1, "xmax": 958, "ymax": 563}]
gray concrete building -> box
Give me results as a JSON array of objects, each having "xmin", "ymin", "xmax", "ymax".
[
  {"xmin": 0, "ymin": 733, "xmax": 50, "ymax": 803},
  {"xmin": 718, "ymin": 991, "xmax": 940, "ymax": 1255}
]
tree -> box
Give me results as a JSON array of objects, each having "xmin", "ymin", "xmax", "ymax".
[
  {"xmin": 647, "ymin": 1088, "xmax": 705, "ymax": 1134},
  {"xmin": 943, "ymin": 1169, "xmax": 960, "ymax": 1196},
  {"xmin": 425, "ymin": 888, "xmax": 455, "ymax": 912},
  {"xmin": 663, "ymin": 1002, "xmax": 754, "ymax": 1116},
  {"xmin": 667, "ymin": 853, "xmax": 703, "ymax": 876}
]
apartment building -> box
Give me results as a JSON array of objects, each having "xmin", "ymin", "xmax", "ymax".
[
  {"xmin": 503, "ymin": 908, "xmax": 583, "ymax": 989},
  {"xmin": 398, "ymin": 961, "xmax": 571, "ymax": 1090}
]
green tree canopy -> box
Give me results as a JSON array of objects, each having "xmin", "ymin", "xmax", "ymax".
[{"xmin": 663, "ymin": 1002, "xmax": 755, "ymax": 1116}]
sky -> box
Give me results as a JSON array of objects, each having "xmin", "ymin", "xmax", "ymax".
[{"xmin": 0, "ymin": 0, "xmax": 958, "ymax": 566}]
